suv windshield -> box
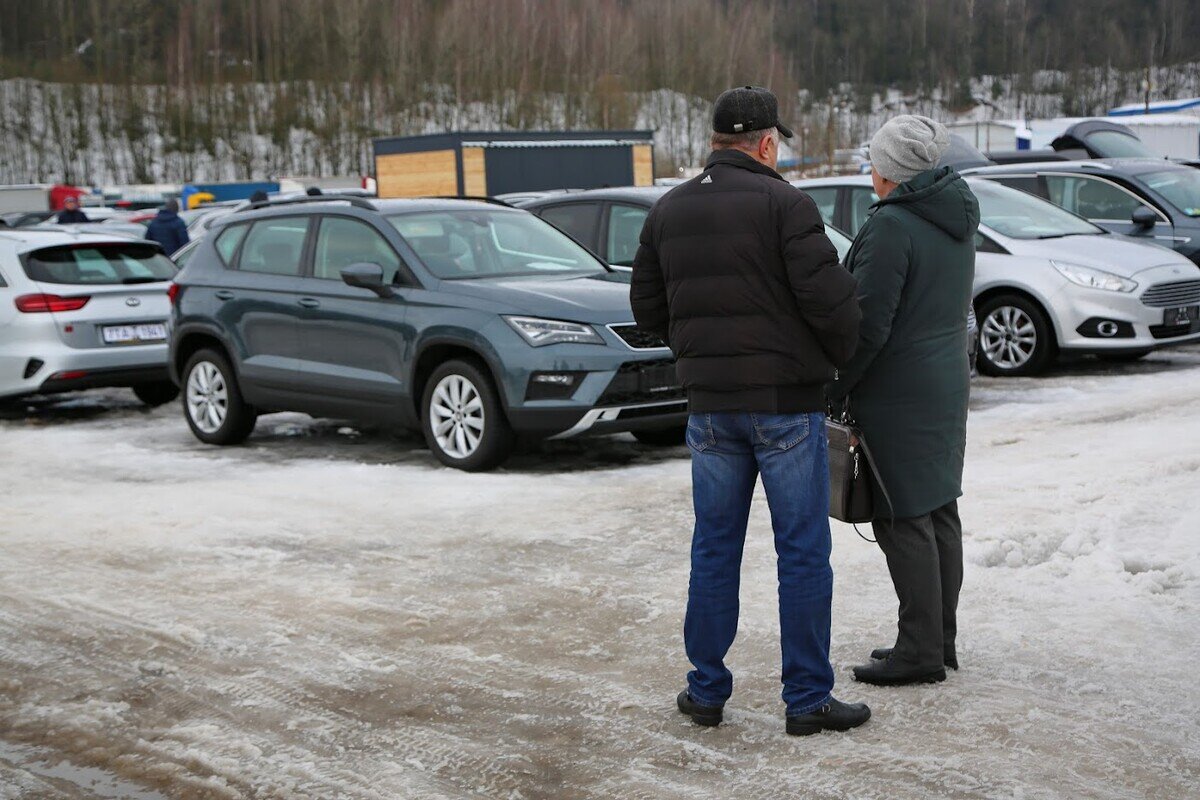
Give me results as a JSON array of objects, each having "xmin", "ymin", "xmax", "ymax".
[
  {"xmin": 387, "ymin": 210, "xmax": 604, "ymax": 280},
  {"xmin": 23, "ymin": 242, "xmax": 177, "ymax": 285},
  {"xmin": 970, "ymin": 179, "xmax": 1103, "ymax": 239},
  {"xmin": 1142, "ymin": 169, "xmax": 1200, "ymax": 217}
]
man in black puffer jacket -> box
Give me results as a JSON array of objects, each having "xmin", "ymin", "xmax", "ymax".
[{"xmin": 631, "ymin": 86, "xmax": 867, "ymax": 738}]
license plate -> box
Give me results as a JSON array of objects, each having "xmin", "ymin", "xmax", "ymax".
[
  {"xmin": 1163, "ymin": 305, "xmax": 1199, "ymax": 326},
  {"xmin": 102, "ymin": 323, "xmax": 167, "ymax": 344}
]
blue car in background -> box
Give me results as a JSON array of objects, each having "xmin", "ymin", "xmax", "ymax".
[{"xmin": 168, "ymin": 196, "xmax": 686, "ymax": 470}]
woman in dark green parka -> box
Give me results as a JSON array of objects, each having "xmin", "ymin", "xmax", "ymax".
[{"xmin": 830, "ymin": 115, "xmax": 979, "ymax": 687}]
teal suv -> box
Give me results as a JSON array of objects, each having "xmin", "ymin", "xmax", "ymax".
[{"xmin": 167, "ymin": 196, "xmax": 686, "ymax": 470}]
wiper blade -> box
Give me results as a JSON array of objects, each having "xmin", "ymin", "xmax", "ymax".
[{"xmin": 120, "ymin": 276, "xmax": 166, "ymax": 284}]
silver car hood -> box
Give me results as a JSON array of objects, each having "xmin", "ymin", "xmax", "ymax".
[{"xmin": 998, "ymin": 232, "xmax": 1189, "ymax": 278}]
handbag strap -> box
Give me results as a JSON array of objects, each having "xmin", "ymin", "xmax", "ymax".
[{"xmin": 850, "ymin": 433, "xmax": 895, "ymax": 544}]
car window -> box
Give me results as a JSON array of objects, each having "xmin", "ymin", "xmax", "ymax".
[
  {"xmin": 1083, "ymin": 131, "xmax": 1156, "ymax": 159},
  {"xmin": 804, "ymin": 187, "xmax": 838, "ymax": 225},
  {"xmin": 606, "ymin": 204, "xmax": 649, "ymax": 266},
  {"xmin": 538, "ymin": 203, "xmax": 601, "ymax": 249},
  {"xmin": 991, "ymin": 176, "xmax": 1045, "ymax": 199},
  {"xmin": 236, "ymin": 217, "xmax": 309, "ymax": 276},
  {"xmin": 22, "ymin": 243, "xmax": 177, "ymax": 285},
  {"xmin": 1142, "ymin": 169, "xmax": 1200, "ymax": 217},
  {"xmin": 313, "ymin": 216, "xmax": 403, "ymax": 282},
  {"xmin": 971, "ymin": 178, "xmax": 1102, "ymax": 239},
  {"xmin": 847, "ymin": 188, "xmax": 879, "ymax": 236},
  {"xmin": 387, "ymin": 210, "xmax": 604, "ymax": 280},
  {"xmin": 1045, "ymin": 175, "xmax": 1142, "ymax": 221},
  {"xmin": 172, "ymin": 240, "xmax": 200, "ymax": 268},
  {"xmin": 974, "ymin": 232, "xmax": 1006, "ymax": 253},
  {"xmin": 215, "ymin": 223, "xmax": 249, "ymax": 266}
]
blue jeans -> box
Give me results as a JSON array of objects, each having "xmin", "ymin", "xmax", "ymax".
[{"xmin": 684, "ymin": 411, "xmax": 834, "ymax": 716}]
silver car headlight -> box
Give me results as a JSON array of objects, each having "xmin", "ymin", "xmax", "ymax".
[
  {"xmin": 504, "ymin": 316, "xmax": 605, "ymax": 346},
  {"xmin": 1050, "ymin": 261, "xmax": 1138, "ymax": 293}
]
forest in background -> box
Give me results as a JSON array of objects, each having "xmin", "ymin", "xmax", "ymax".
[{"xmin": 0, "ymin": 0, "xmax": 1198, "ymax": 184}]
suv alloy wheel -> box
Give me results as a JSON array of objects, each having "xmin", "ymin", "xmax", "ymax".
[
  {"xmin": 182, "ymin": 348, "xmax": 258, "ymax": 444},
  {"xmin": 421, "ymin": 359, "xmax": 515, "ymax": 471}
]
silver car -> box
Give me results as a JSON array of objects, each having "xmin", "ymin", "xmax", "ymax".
[
  {"xmin": 794, "ymin": 175, "xmax": 1200, "ymax": 376},
  {"xmin": 0, "ymin": 229, "xmax": 179, "ymax": 403}
]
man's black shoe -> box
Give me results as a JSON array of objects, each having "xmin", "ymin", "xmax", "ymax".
[
  {"xmin": 853, "ymin": 656, "xmax": 946, "ymax": 686},
  {"xmin": 676, "ymin": 690, "xmax": 722, "ymax": 727},
  {"xmin": 870, "ymin": 646, "xmax": 958, "ymax": 671},
  {"xmin": 785, "ymin": 697, "xmax": 871, "ymax": 736}
]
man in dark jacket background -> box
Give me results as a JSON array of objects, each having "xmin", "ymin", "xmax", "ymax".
[
  {"xmin": 830, "ymin": 115, "xmax": 979, "ymax": 687},
  {"xmin": 145, "ymin": 199, "xmax": 189, "ymax": 256},
  {"xmin": 631, "ymin": 86, "xmax": 869, "ymax": 737}
]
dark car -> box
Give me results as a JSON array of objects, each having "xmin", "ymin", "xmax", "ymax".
[
  {"xmin": 167, "ymin": 195, "xmax": 687, "ymax": 471},
  {"xmin": 964, "ymin": 159, "xmax": 1200, "ymax": 268}
]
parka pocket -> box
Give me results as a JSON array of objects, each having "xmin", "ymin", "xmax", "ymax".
[
  {"xmin": 686, "ymin": 414, "xmax": 715, "ymax": 452},
  {"xmin": 751, "ymin": 413, "xmax": 811, "ymax": 451}
]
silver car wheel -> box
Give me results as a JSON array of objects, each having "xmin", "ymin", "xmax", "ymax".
[
  {"xmin": 186, "ymin": 361, "xmax": 229, "ymax": 434},
  {"xmin": 981, "ymin": 305, "xmax": 1037, "ymax": 369},
  {"xmin": 429, "ymin": 374, "xmax": 485, "ymax": 459}
]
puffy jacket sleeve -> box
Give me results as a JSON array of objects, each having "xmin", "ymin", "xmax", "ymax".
[
  {"xmin": 630, "ymin": 207, "xmax": 670, "ymax": 344},
  {"xmin": 779, "ymin": 192, "xmax": 861, "ymax": 366},
  {"xmin": 830, "ymin": 212, "xmax": 911, "ymax": 397}
]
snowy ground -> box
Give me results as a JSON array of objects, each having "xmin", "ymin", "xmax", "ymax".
[{"xmin": 1, "ymin": 348, "xmax": 1198, "ymax": 800}]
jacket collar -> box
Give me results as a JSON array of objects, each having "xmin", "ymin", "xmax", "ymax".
[{"xmin": 704, "ymin": 149, "xmax": 785, "ymax": 181}]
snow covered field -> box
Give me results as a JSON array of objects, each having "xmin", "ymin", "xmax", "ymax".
[{"xmin": 1, "ymin": 348, "xmax": 1198, "ymax": 799}]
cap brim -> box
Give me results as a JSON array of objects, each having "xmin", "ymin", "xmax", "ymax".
[{"xmin": 776, "ymin": 122, "xmax": 794, "ymax": 139}]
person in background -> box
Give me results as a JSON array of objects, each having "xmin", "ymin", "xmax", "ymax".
[
  {"xmin": 145, "ymin": 199, "xmax": 190, "ymax": 256},
  {"xmin": 249, "ymin": 190, "xmax": 269, "ymax": 204},
  {"xmin": 631, "ymin": 86, "xmax": 869, "ymax": 737},
  {"xmin": 829, "ymin": 115, "xmax": 979, "ymax": 687},
  {"xmin": 305, "ymin": 186, "xmax": 323, "ymax": 196},
  {"xmin": 56, "ymin": 195, "xmax": 88, "ymax": 224}
]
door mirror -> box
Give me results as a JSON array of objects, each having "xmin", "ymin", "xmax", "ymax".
[
  {"xmin": 340, "ymin": 262, "xmax": 394, "ymax": 297},
  {"xmin": 1131, "ymin": 206, "xmax": 1158, "ymax": 228}
]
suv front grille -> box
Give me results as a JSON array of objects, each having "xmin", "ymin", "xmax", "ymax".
[
  {"xmin": 596, "ymin": 358, "xmax": 684, "ymax": 406},
  {"xmin": 608, "ymin": 324, "xmax": 668, "ymax": 350},
  {"xmin": 1141, "ymin": 279, "xmax": 1200, "ymax": 308}
]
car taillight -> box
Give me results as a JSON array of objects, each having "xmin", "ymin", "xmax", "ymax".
[
  {"xmin": 15, "ymin": 293, "xmax": 91, "ymax": 313},
  {"xmin": 167, "ymin": 283, "xmax": 180, "ymax": 305}
]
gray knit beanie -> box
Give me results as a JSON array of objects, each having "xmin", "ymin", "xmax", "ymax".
[{"xmin": 869, "ymin": 115, "xmax": 950, "ymax": 183}]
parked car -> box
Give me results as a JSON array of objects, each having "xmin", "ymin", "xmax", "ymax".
[
  {"xmin": 0, "ymin": 210, "xmax": 56, "ymax": 228},
  {"xmin": 963, "ymin": 159, "xmax": 1200, "ymax": 268},
  {"xmin": 0, "ymin": 229, "xmax": 179, "ymax": 404},
  {"xmin": 794, "ymin": 174, "xmax": 1200, "ymax": 375},
  {"xmin": 168, "ymin": 195, "xmax": 688, "ymax": 471}
]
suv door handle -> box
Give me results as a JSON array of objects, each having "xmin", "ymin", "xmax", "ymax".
[
  {"xmin": 297, "ymin": 297, "xmax": 320, "ymax": 309},
  {"xmin": 214, "ymin": 290, "xmax": 234, "ymax": 300}
]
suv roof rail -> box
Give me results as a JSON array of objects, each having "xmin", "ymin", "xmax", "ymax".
[
  {"xmin": 241, "ymin": 194, "xmax": 377, "ymax": 213},
  {"xmin": 427, "ymin": 195, "xmax": 516, "ymax": 208}
]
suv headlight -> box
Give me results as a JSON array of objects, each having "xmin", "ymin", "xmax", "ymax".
[
  {"xmin": 1051, "ymin": 261, "xmax": 1138, "ymax": 293},
  {"xmin": 504, "ymin": 316, "xmax": 605, "ymax": 346}
]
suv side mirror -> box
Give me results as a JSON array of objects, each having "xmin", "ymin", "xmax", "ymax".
[
  {"xmin": 340, "ymin": 262, "xmax": 394, "ymax": 298},
  {"xmin": 1131, "ymin": 206, "xmax": 1158, "ymax": 228}
]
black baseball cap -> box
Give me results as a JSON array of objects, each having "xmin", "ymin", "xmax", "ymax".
[{"xmin": 712, "ymin": 86, "xmax": 794, "ymax": 139}]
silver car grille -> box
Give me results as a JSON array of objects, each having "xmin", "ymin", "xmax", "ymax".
[{"xmin": 1141, "ymin": 279, "xmax": 1200, "ymax": 308}]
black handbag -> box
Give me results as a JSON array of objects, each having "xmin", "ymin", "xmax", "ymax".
[{"xmin": 826, "ymin": 408, "xmax": 893, "ymax": 539}]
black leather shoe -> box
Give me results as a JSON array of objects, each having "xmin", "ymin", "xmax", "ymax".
[
  {"xmin": 676, "ymin": 690, "xmax": 722, "ymax": 727},
  {"xmin": 870, "ymin": 646, "xmax": 959, "ymax": 671},
  {"xmin": 854, "ymin": 656, "xmax": 946, "ymax": 686},
  {"xmin": 785, "ymin": 697, "xmax": 871, "ymax": 736}
]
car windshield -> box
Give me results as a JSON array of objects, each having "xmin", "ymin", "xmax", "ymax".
[
  {"xmin": 970, "ymin": 179, "xmax": 1103, "ymax": 239},
  {"xmin": 23, "ymin": 242, "xmax": 177, "ymax": 285},
  {"xmin": 1084, "ymin": 130, "xmax": 1157, "ymax": 159},
  {"xmin": 386, "ymin": 210, "xmax": 605, "ymax": 279},
  {"xmin": 1142, "ymin": 169, "xmax": 1200, "ymax": 217}
]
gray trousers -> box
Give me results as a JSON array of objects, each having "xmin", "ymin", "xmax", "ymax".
[{"xmin": 871, "ymin": 500, "xmax": 963, "ymax": 670}]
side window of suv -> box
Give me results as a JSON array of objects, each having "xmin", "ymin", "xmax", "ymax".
[
  {"xmin": 313, "ymin": 217, "xmax": 403, "ymax": 282},
  {"xmin": 236, "ymin": 217, "xmax": 309, "ymax": 275},
  {"xmin": 538, "ymin": 203, "xmax": 601, "ymax": 250},
  {"xmin": 214, "ymin": 223, "xmax": 249, "ymax": 266},
  {"xmin": 606, "ymin": 204, "xmax": 649, "ymax": 266},
  {"xmin": 1045, "ymin": 175, "xmax": 1142, "ymax": 221}
]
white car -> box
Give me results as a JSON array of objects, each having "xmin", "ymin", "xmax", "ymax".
[
  {"xmin": 0, "ymin": 229, "xmax": 179, "ymax": 403},
  {"xmin": 794, "ymin": 175, "xmax": 1200, "ymax": 376}
]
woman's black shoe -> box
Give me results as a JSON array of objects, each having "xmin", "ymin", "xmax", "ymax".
[
  {"xmin": 853, "ymin": 656, "xmax": 946, "ymax": 685},
  {"xmin": 785, "ymin": 697, "xmax": 871, "ymax": 736},
  {"xmin": 676, "ymin": 690, "xmax": 723, "ymax": 727},
  {"xmin": 870, "ymin": 646, "xmax": 958, "ymax": 671}
]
